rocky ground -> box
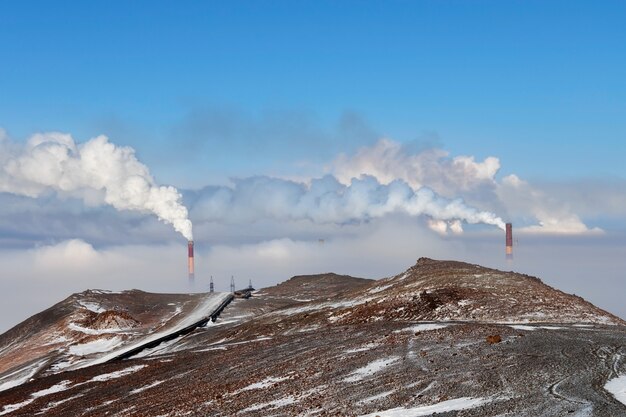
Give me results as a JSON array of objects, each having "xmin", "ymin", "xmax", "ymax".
[{"xmin": 0, "ymin": 258, "xmax": 625, "ymax": 416}]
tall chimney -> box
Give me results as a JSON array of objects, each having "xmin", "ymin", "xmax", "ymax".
[
  {"xmin": 188, "ymin": 240, "xmax": 195, "ymax": 281},
  {"xmin": 505, "ymin": 223, "xmax": 513, "ymax": 260}
]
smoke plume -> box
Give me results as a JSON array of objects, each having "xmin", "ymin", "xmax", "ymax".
[
  {"xmin": 0, "ymin": 132, "xmax": 193, "ymax": 240},
  {"xmin": 331, "ymin": 139, "xmax": 501, "ymax": 195},
  {"xmin": 190, "ymin": 175, "xmax": 505, "ymax": 231}
]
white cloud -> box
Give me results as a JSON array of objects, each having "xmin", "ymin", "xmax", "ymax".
[{"xmin": 33, "ymin": 239, "xmax": 101, "ymax": 271}]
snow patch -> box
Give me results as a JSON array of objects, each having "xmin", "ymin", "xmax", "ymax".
[
  {"xmin": 69, "ymin": 337, "xmax": 123, "ymax": 356},
  {"xmin": 0, "ymin": 398, "xmax": 34, "ymax": 416},
  {"xmin": 397, "ymin": 272, "xmax": 410, "ymax": 281},
  {"xmin": 0, "ymin": 380, "xmax": 73, "ymax": 416},
  {"xmin": 394, "ymin": 323, "xmax": 450, "ymax": 333},
  {"xmin": 604, "ymin": 375, "xmax": 626, "ymax": 406},
  {"xmin": 368, "ymin": 283, "xmax": 393, "ymax": 294},
  {"xmin": 234, "ymin": 376, "xmax": 290, "ymax": 394},
  {"xmin": 50, "ymin": 360, "xmax": 73, "ymax": 372},
  {"xmin": 43, "ymin": 334, "xmax": 69, "ymax": 345},
  {"xmin": 68, "ymin": 322, "xmax": 130, "ymax": 335},
  {"xmin": 131, "ymin": 336, "xmax": 184, "ymax": 358},
  {"xmin": 297, "ymin": 325, "xmax": 321, "ymax": 332},
  {"xmin": 195, "ymin": 336, "xmax": 273, "ymax": 352},
  {"xmin": 358, "ymin": 396, "xmax": 491, "ymax": 417},
  {"xmin": 509, "ymin": 325, "xmax": 566, "ymax": 331},
  {"xmin": 239, "ymin": 395, "xmax": 297, "ymax": 413},
  {"xmin": 344, "ymin": 343, "xmax": 380, "ymax": 354},
  {"xmin": 207, "ymin": 319, "xmax": 244, "ymax": 327},
  {"xmin": 328, "ymin": 311, "xmax": 351, "ymax": 323},
  {"xmin": 87, "ymin": 365, "xmax": 147, "ymax": 383},
  {"xmin": 194, "ymin": 346, "xmax": 227, "ymax": 353},
  {"xmin": 78, "ymin": 301, "xmax": 106, "ymax": 313},
  {"xmin": 38, "ymin": 394, "xmax": 83, "ymax": 413},
  {"xmin": 0, "ymin": 358, "xmax": 48, "ymax": 393},
  {"xmin": 359, "ymin": 390, "xmax": 395, "ymax": 404},
  {"xmin": 344, "ymin": 357, "xmax": 400, "ymax": 383},
  {"xmin": 509, "ymin": 325, "xmax": 537, "ymax": 331},
  {"xmin": 32, "ymin": 380, "xmax": 72, "ymax": 397},
  {"xmin": 274, "ymin": 298, "xmax": 372, "ymax": 316},
  {"xmin": 130, "ymin": 380, "xmax": 163, "ymax": 394}
]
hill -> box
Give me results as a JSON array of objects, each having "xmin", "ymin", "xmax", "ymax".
[
  {"xmin": 0, "ymin": 290, "xmax": 229, "ymax": 393},
  {"xmin": 0, "ymin": 259, "xmax": 624, "ymax": 416}
]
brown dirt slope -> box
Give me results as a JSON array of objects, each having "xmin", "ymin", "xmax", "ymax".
[{"xmin": 260, "ymin": 272, "xmax": 373, "ymax": 300}]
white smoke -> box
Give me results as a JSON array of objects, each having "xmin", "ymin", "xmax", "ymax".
[
  {"xmin": 329, "ymin": 138, "xmax": 603, "ymax": 235},
  {"xmin": 331, "ymin": 138, "xmax": 501, "ymax": 195},
  {"xmin": 191, "ymin": 175, "xmax": 506, "ymax": 231},
  {"xmin": 427, "ymin": 219, "xmax": 465, "ymax": 235},
  {"xmin": 0, "ymin": 132, "xmax": 193, "ymax": 240},
  {"xmin": 498, "ymin": 174, "xmax": 602, "ymax": 234}
]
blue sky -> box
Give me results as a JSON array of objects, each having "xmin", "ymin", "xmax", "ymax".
[
  {"xmin": 1, "ymin": 1, "xmax": 626, "ymax": 182},
  {"xmin": 1, "ymin": 2, "xmax": 626, "ymax": 328}
]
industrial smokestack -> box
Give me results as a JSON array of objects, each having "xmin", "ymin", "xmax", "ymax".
[
  {"xmin": 188, "ymin": 241, "xmax": 195, "ymax": 282},
  {"xmin": 505, "ymin": 223, "xmax": 513, "ymax": 260}
]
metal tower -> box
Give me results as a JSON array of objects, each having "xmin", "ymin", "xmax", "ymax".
[
  {"xmin": 209, "ymin": 276, "xmax": 214, "ymax": 293},
  {"xmin": 230, "ymin": 276, "xmax": 235, "ymax": 293}
]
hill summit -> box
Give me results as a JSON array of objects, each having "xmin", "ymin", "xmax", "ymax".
[{"xmin": 331, "ymin": 257, "xmax": 624, "ymax": 325}]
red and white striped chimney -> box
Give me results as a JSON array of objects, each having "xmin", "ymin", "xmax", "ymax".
[
  {"xmin": 188, "ymin": 240, "xmax": 195, "ymax": 281},
  {"xmin": 505, "ymin": 223, "xmax": 513, "ymax": 260}
]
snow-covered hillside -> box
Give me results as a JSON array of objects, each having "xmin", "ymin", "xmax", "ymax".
[{"xmin": 0, "ymin": 290, "xmax": 230, "ymax": 394}]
